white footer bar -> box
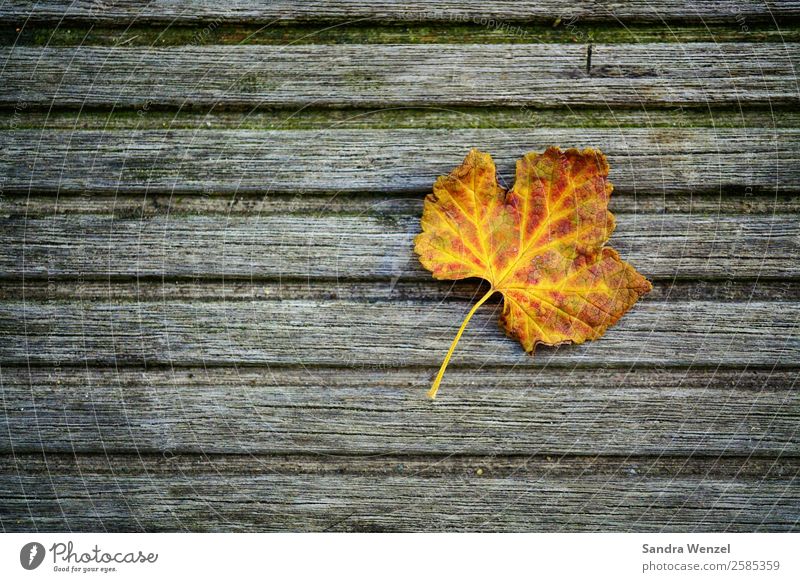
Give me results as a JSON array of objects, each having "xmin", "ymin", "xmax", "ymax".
[{"xmin": 1, "ymin": 533, "xmax": 797, "ymax": 581}]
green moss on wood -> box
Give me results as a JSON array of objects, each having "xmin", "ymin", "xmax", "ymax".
[
  {"xmin": 2, "ymin": 107, "xmax": 798, "ymax": 130},
  {"xmin": 3, "ymin": 23, "xmax": 799, "ymax": 46}
]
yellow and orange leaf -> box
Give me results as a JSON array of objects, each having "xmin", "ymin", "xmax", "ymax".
[{"xmin": 414, "ymin": 147, "xmax": 652, "ymax": 399}]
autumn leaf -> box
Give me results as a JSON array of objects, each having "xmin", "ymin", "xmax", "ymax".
[{"xmin": 414, "ymin": 147, "xmax": 652, "ymax": 399}]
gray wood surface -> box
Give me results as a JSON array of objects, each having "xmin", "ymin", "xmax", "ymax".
[
  {"xmin": 5, "ymin": 191, "xmax": 800, "ymax": 215},
  {"xmin": 2, "ymin": 128, "xmax": 798, "ymax": 194},
  {"xmin": 3, "ymin": 44, "xmax": 798, "ymax": 107},
  {"xmin": 1, "ymin": 299, "xmax": 798, "ymax": 367},
  {"xmin": 2, "ymin": 280, "xmax": 798, "ymax": 302},
  {"xmin": 1, "ymin": 367, "xmax": 797, "ymax": 455},
  {"xmin": 2, "ymin": 1, "xmax": 797, "ymax": 23},
  {"xmin": 1, "ymin": 213, "xmax": 797, "ymax": 279},
  {"xmin": 1, "ymin": 1, "xmax": 798, "ymax": 533},
  {"xmin": 1, "ymin": 454, "xmax": 797, "ymax": 532}
]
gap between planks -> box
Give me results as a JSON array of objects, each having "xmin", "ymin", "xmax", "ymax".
[
  {"xmin": 6, "ymin": 23, "xmax": 800, "ymax": 46},
  {"xmin": 3, "ymin": 107, "xmax": 799, "ymax": 130}
]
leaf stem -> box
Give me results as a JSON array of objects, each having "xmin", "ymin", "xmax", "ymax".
[{"xmin": 427, "ymin": 287, "xmax": 496, "ymax": 400}]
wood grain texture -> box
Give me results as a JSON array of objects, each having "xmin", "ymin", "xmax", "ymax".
[
  {"xmin": 2, "ymin": 44, "xmax": 798, "ymax": 108},
  {"xmin": 0, "ymin": 299, "xmax": 797, "ymax": 367},
  {"xmin": 1, "ymin": 213, "xmax": 796, "ymax": 279},
  {"xmin": 5, "ymin": 191, "xmax": 800, "ymax": 216},
  {"xmin": 1, "ymin": 367, "xmax": 797, "ymax": 455},
  {"xmin": 1, "ymin": 128, "xmax": 797, "ymax": 195},
  {"xmin": 2, "ymin": 1, "xmax": 799, "ymax": 535},
  {"xmin": 3, "ymin": 279, "xmax": 798, "ymax": 303},
  {"xmin": 2, "ymin": 1, "xmax": 797, "ymax": 24},
  {"xmin": 1, "ymin": 454, "xmax": 797, "ymax": 532}
]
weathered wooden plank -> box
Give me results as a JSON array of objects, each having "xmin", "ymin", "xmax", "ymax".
[
  {"xmin": 1, "ymin": 367, "xmax": 797, "ymax": 455},
  {"xmin": 0, "ymin": 299, "xmax": 797, "ymax": 367},
  {"xmin": 1, "ymin": 45, "xmax": 797, "ymax": 109},
  {"xmin": 1, "ymin": 129, "xmax": 797, "ymax": 195},
  {"xmin": 4, "ymin": 192, "xmax": 800, "ymax": 216},
  {"xmin": 2, "ymin": 454, "xmax": 797, "ymax": 532},
  {"xmin": 2, "ymin": 280, "xmax": 798, "ymax": 303},
  {"xmin": 1, "ymin": 214, "xmax": 796, "ymax": 279},
  {"xmin": 2, "ymin": 1, "xmax": 796, "ymax": 24}
]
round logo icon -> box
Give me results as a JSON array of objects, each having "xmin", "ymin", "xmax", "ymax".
[{"xmin": 20, "ymin": 542, "xmax": 45, "ymax": 570}]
